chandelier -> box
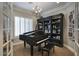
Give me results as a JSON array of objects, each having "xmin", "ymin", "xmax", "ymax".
[
  {"xmin": 33, "ymin": 6, "xmax": 42, "ymax": 13},
  {"xmin": 32, "ymin": 3, "xmax": 42, "ymax": 18}
]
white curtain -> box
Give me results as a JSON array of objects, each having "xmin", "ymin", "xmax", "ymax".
[{"xmin": 15, "ymin": 16, "xmax": 33, "ymax": 36}]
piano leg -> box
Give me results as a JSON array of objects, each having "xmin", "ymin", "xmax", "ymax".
[
  {"xmin": 45, "ymin": 41, "xmax": 47, "ymax": 46},
  {"xmin": 31, "ymin": 45, "xmax": 33, "ymax": 56},
  {"xmin": 53, "ymin": 46, "xmax": 55, "ymax": 53},
  {"xmin": 24, "ymin": 41, "xmax": 26, "ymax": 48},
  {"xmin": 38, "ymin": 45, "xmax": 41, "ymax": 52}
]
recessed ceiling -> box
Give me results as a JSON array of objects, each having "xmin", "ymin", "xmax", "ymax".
[{"xmin": 14, "ymin": 2, "xmax": 67, "ymax": 13}]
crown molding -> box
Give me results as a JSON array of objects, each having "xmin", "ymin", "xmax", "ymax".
[{"xmin": 41, "ymin": 2, "xmax": 74, "ymax": 17}]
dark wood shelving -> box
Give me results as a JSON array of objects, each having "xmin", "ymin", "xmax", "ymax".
[
  {"xmin": 52, "ymin": 22, "xmax": 60, "ymax": 25},
  {"xmin": 37, "ymin": 13, "xmax": 64, "ymax": 47}
]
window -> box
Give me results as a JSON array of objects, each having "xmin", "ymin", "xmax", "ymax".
[
  {"xmin": 15, "ymin": 16, "xmax": 33, "ymax": 36},
  {"xmin": 20, "ymin": 17, "xmax": 25, "ymax": 34}
]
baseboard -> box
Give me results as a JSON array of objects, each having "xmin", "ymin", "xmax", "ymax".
[
  {"xmin": 13, "ymin": 41, "xmax": 24, "ymax": 46},
  {"xmin": 64, "ymin": 44, "xmax": 77, "ymax": 56}
]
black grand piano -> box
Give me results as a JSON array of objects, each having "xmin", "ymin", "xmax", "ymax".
[{"xmin": 19, "ymin": 30, "xmax": 49, "ymax": 56}]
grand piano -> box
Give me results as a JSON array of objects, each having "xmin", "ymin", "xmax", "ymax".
[{"xmin": 19, "ymin": 30, "xmax": 49, "ymax": 56}]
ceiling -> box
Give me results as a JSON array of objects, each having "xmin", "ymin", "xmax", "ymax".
[{"xmin": 14, "ymin": 2, "xmax": 68, "ymax": 13}]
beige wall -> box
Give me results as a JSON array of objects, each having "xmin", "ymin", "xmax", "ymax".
[{"xmin": 0, "ymin": 3, "xmax": 3, "ymax": 55}]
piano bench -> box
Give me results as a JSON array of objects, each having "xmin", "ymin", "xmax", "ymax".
[{"xmin": 41, "ymin": 44, "xmax": 54, "ymax": 56}]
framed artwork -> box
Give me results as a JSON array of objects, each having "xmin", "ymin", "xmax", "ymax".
[{"xmin": 68, "ymin": 10, "xmax": 75, "ymax": 39}]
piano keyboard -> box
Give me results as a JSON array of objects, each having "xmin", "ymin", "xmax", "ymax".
[{"xmin": 36, "ymin": 38, "xmax": 48, "ymax": 44}]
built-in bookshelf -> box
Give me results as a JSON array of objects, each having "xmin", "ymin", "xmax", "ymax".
[
  {"xmin": 37, "ymin": 13, "xmax": 64, "ymax": 47},
  {"xmin": 0, "ymin": 2, "xmax": 13, "ymax": 56},
  {"xmin": 51, "ymin": 13, "xmax": 64, "ymax": 47}
]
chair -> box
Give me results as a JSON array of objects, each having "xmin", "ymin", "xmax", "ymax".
[{"xmin": 41, "ymin": 40, "xmax": 55, "ymax": 56}]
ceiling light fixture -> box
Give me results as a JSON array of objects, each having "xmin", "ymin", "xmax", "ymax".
[
  {"xmin": 56, "ymin": 2, "xmax": 60, "ymax": 3},
  {"xmin": 32, "ymin": 3, "xmax": 42, "ymax": 18},
  {"xmin": 33, "ymin": 5, "xmax": 42, "ymax": 13}
]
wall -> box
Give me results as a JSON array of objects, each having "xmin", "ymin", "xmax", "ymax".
[
  {"xmin": 0, "ymin": 2, "xmax": 3, "ymax": 55},
  {"xmin": 41, "ymin": 2, "xmax": 75, "ymax": 54},
  {"xmin": 66, "ymin": 3, "xmax": 75, "ymax": 51}
]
